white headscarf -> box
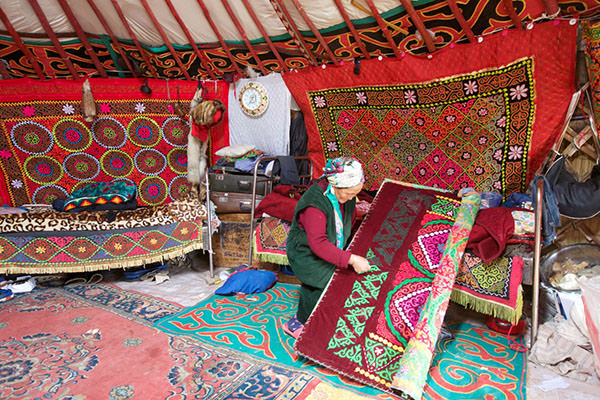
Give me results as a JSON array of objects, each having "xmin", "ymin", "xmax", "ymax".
[{"xmin": 322, "ymin": 157, "xmax": 364, "ymax": 188}]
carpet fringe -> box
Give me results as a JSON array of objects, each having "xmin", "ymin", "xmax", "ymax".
[{"xmin": 450, "ymin": 286, "xmax": 523, "ymax": 325}]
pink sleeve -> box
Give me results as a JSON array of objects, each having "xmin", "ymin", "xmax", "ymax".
[{"xmin": 297, "ymin": 206, "xmax": 351, "ymax": 269}]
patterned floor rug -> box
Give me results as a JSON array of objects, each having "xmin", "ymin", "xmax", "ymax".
[{"xmin": 0, "ymin": 283, "xmax": 380, "ymax": 400}]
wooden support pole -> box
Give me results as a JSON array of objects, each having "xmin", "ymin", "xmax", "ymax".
[
  {"xmin": 446, "ymin": 0, "xmax": 476, "ymax": 43},
  {"xmin": 140, "ymin": 0, "xmax": 191, "ymax": 80},
  {"xmin": 398, "ymin": 0, "xmax": 436, "ymax": 53},
  {"xmin": 241, "ymin": 0, "xmax": 288, "ymax": 72},
  {"xmin": 87, "ymin": 0, "xmax": 136, "ymax": 77},
  {"xmin": 221, "ymin": 0, "xmax": 269, "ymax": 74},
  {"xmin": 110, "ymin": 0, "xmax": 159, "ymax": 78},
  {"xmin": 333, "ymin": 0, "xmax": 370, "ymax": 59},
  {"xmin": 502, "ymin": 0, "xmax": 524, "ymax": 30},
  {"xmin": 28, "ymin": 0, "xmax": 79, "ymax": 78},
  {"xmin": 363, "ymin": 0, "xmax": 402, "ymax": 57},
  {"xmin": 0, "ymin": 7, "xmax": 45, "ymax": 79},
  {"xmin": 289, "ymin": 0, "xmax": 339, "ymax": 65},
  {"xmin": 164, "ymin": 0, "xmax": 217, "ymax": 79},
  {"xmin": 57, "ymin": 0, "xmax": 107, "ymax": 77},
  {"xmin": 196, "ymin": 0, "xmax": 243, "ymax": 76},
  {"xmin": 269, "ymin": 0, "xmax": 319, "ymax": 66}
]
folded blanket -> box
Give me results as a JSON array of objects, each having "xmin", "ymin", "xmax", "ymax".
[{"xmin": 466, "ymin": 207, "xmax": 514, "ymax": 263}]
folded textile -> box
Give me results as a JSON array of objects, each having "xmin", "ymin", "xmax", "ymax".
[{"xmin": 466, "ymin": 207, "xmax": 514, "ymax": 263}]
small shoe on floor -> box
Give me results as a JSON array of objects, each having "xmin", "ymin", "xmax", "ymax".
[
  {"xmin": 283, "ymin": 315, "xmax": 304, "ymax": 339},
  {"xmin": 5, "ymin": 276, "xmax": 36, "ymax": 293},
  {"xmin": 0, "ymin": 288, "xmax": 14, "ymax": 302}
]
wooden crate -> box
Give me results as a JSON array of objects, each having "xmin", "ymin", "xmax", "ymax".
[{"xmin": 212, "ymin": 213, "xmax": 252, "ymax": 268}]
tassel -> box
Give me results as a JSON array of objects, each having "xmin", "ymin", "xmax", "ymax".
[{"xmin": 81, "ymin": 77, "xmax": 97, "ymax": 122}]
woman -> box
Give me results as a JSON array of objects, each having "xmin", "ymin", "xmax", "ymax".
[{"xmin": 283, "ymin": 157, "xmax": 371, "ymax": 338}]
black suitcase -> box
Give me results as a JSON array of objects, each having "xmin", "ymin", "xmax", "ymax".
[
  {"xmin": 210, "ymin": 191, "xmax": 264, "ymax": 213},
  {"xmin": 208, "ymin": 171, "xmax": 270, "ymax": 195}
]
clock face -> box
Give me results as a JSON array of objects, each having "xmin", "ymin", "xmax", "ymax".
[{"xmin": 239, "ymin": 82, "xmax": 269, "ymax": 117}]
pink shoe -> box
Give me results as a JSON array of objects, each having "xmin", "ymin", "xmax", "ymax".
[{"xmin": 283, "ymin": 316, "xmax": 304, "ymax": 339}]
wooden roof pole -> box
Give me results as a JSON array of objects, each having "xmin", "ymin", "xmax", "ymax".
[
  {"xmin": 540, "ymin": 0, "xmax": 559, "ymax": 15},
  {"xmin": 221, "ymin": 0, "xmax": 268, "ymax": 74},
  {"xmin": 289, "ymin": 0, "xmax": 339, "ymax": 65},
  {"xmin": 240, "ymin": 0, "xmax": 289, "ymax": 72},
  {"xmin": 86, "ymin": 0, "xmax": 136, "ymax": 77},
  {"xmin": 351, "ymin": 0, "xmax": 408, "ymax": 35},
  {"xmin": 446, "ymin": 0, "xmax": 476, "ymax": 43},
  {"xmin": 109, "ymin": 0, "xmax": 159, "ymax": 78},
  {"xmin": 269, "ymin": 0, "xmax": 318, "ymax": 66},
  {"xmin": 363, "ymin": 0, "xmax": 402, "ymax": 57},
  {"xmin": 140, "ymin": 0, "xmax": 191, "ymax": 80},
  {"xmin": 0, "ymin": 7, "xmax": 45, "ymax": 79},
  {"xmin": 196, "ymin": 0, "xmax": 243, "ymax": 76},
  {"xmin": 164, "ymin": 0, "xmax": 217, "ymax": 80},
  {"xmin": 56, "ymin": 0, "xmax": 107, "ymax": 77},
  {"xmin": 27, "ymin": 0, "xmax": 79, "ymax": 78},
  {"xmin": 397, "ymin": 0, "xmax": 436, "ymax": 53},
  {"xmin": 502, "ymin": 0, "xmax": 524, "ymax": 30},
  {"xmin": 333, "ymin": 0, "xmax": 370, "ymax": 59}
]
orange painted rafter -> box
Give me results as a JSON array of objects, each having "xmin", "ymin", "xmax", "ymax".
[
  {"xmin": 241, "ymin": 0, "xmax": 288, "ymax": 72},
  {"xmin": 269, "ymin": 0, "xmax": 318, "ymax": 66},
  {"xmin": 447, "ymin": 0, "xmax": 476, "ymax": 43},
  {"xmin": 57, "ymin": 0, "xmax": 107, "ymax": 77},
  {"xmin": 289, "ymin": 0, "xmax": 338, "ymax": 65},
  {"xmin": 110, "ymin": 0, "xmax": 159, "ymax": 78},
  {"xmin": 502, "ymin": 0, "xmax": 524, "ymax": 30},
  {"xmin": 27, "ymin": 0, "xmax": 79, "ymax": 78},
  {"xmin": 398, "ymin": 0, "xmax": 436, "ymax": 53},
  {"xmin": 333, "ymin": 0, "xmax": 370, "ymax": 59},
  {"xmin": 221, "ymin": 0, "xmax": 268, "ymax": 74},
  {"xmin": 0, "ymin": 7, "xmax": 44, "ymax": 79},
  {"xmin": 87, "ymin": 0, "xmax": 136, "ymax": 77},
  {"xmin": 363, "ymin": 0, "xmax": 402, "ymax": 57},
  {"xmin": 140, "ymin": 0, "xmax": 191, "ymax": 80},
  {"xmin": 164, "ymin": 0, "xmax": 216, "ymax": 79},
  {"xmin": 196, "ymin": 0, "xmax": 243, "ymax": 76}
]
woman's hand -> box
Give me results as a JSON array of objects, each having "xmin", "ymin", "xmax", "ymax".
[{"xmin": 349, "ymin": 254, "xmax": 372, "ymax": 274}]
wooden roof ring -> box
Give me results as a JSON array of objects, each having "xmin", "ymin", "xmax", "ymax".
[
  {"xmin": 140, "ymin": 0, "xmax": 191, "ymax": 80},
  {"xmin": 57, "ymin": 0, "xmax": 107, "ymax": 77},
  {"xmin": 0, "ymin": 6, "xmax": 45, "ymax": 79},
  {"xmin": 333, "ymin": 0, "xmax": 371, "ymax": 59},
  {"xmin": 289, "ymin": 0, "xmax": 339, "ymax": 65},
  {"xmin": 241, "ymin": 0, "xmax": 289, "ymax": 72},
  {"xmin": 110, "ymin": 0, "xmax": 159, "ymax": 78},
  {"xmin": 196, "ymin": 0, "xmax": 244, "ymax": 76},
  {"xmin": 164, "ymin": 0, "xmax": 217, "ymax": 80},
  {"xmin": 221, "ymin": 0, "xmax": 269, "ymax": 74},
  {"xmin": 28, "ymin": 0, "xmax": 79, "ymax": 78}
]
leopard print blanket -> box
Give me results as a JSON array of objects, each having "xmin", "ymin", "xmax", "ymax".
[{"xmin": 0, "ymin": 198, "xmax": 207, "ymax": 234}]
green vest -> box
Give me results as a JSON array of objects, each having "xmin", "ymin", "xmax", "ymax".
[{"xmin": 286, "ymin": 181, "xmax": 356, "ymax": 290}]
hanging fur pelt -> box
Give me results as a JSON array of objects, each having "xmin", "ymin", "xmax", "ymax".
[
  {"xmin": 81, "ymin": 77, "xmax": 96, "ymax": 123},
  {"xmin": 187, "ymin": 86, "xmax": 207, "ymax": 191}
]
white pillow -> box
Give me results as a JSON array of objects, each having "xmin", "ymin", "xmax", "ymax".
[{"xmin": 215, "ymin": 144, "xmax": 255, "ymax": 158}]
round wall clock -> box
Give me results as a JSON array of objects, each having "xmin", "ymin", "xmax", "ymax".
[{"xmin": 238, "ymin": 81, "xmax": 269, "ymax": 117}]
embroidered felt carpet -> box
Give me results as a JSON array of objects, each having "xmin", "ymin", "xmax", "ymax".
[
  {"xmin": 0, "ymin": 283, "xmax": 381, "ymax": 400},
  {"xmin": 294, "ymin": 180, "xmax": 478, "ymax": 397},
  {"xmin": 0, "ymin": 78, "xmax": 199, "ymax": 207},
  {"xmin": 155, "ymin": 282, "xmax": 397, "ymax": 399},
  {"xmin": 253, "ymin": 217, "xmax": 292, "ymax": 265},
  {"xmin": 452, "ymin": 252, "xmax": 524, "ymax": 324},
  {"xmin": 283, "ymin": 21, "xmax": 577, "ymax": 197}
]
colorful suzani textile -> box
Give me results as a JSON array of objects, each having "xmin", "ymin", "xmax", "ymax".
[
  {"xmin": 452, "ymin": 252, "xmax": 524, "ymax": 324},
  {"xmin": 0, "ymin": 78, "xmax": 199, "ymax": 207},
  {"xmin": 294, "ymin": 180, "xmax": 479, "ymax": 395},
  {"xmin": 253, "ymin": 217, "xmax": 291, "ymax": 265},
  {"xmin": 283, "ymin": 21, "xmax": 577, "ymax": 198}
]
